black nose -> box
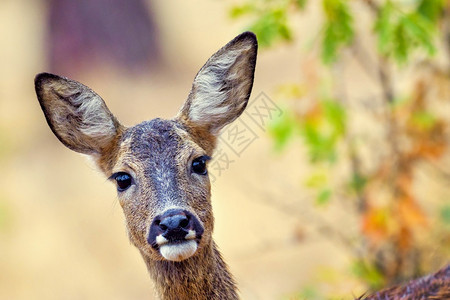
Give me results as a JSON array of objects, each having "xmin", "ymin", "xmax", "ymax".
[
  {"xmin": 148, "ymin": 209, "xmax": 205, "ymax": 249},
  {"xmin": 159, "ymin": 212, "xmax": 190, "ymax": 232},
  {"xmin": 156, "ymin": 209, "xmax": 192, "ymax": 242}
]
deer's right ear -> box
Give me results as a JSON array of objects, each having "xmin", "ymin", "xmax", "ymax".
[{"xmin": 35, "ymin": 73, "xmax": 123, "ymax": 155}]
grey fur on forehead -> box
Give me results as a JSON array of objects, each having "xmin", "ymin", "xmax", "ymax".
[
  {"xmin": 122, "ymin": 118, "xmax": 185, "ymax": 207},
  {"xmin": 122, "ymin": 119, "xmax": 186, "ymax": 157}
]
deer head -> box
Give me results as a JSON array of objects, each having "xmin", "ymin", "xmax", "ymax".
[{"xmin": 35, "ymin": 32, "xmax": 257, "ymax": 265}]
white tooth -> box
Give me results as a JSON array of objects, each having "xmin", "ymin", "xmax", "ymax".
[
  {"xmin": 159, "ymin": 240, "xmax": 198, "ymax": 261},
  {"xmin": 156, "ymin": 234, "xmax": 169, "ymax": 246}
]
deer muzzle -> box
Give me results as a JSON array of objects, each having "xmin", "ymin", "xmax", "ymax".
[{"xmin": 147, "ymin": 209, "xmax": 204, "ymax": 261}]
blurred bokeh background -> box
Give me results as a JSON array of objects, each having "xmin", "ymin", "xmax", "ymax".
[{"xmin": 0, "ymin": 0, "xmax": 449, "ymax": 299}]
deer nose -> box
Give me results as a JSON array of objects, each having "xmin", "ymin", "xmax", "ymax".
[
  {"xmin": 148, "ymin": 209, "xmax": 205, "ymax": 249},
  {"xmin": 159, "ymin": 212, "xmax": 189, "ymax": 232},
  {"xmin": 156, "ymin": 209, "xmax": 193, "ymax": 242}
]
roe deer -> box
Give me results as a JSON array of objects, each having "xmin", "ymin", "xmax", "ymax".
[
  {"xmin": 35, "ymin": 32, "xmax": 257, "ymax": 300},
  {"xmin": 360, "ymin": 264, "xmax": 449, "ymax": 299},
  {"xmin": 35, "ymin": 32, "xmax": 449, "ymax": 299}
]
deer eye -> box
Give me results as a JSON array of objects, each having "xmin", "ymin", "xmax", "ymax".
[
  {"xmin": 111, "ymin": 172, "xmax": 133, "ymax": 191},
  {"xmin": 191, "ymin": 156, "xmax": 210, "ymax": 175}
]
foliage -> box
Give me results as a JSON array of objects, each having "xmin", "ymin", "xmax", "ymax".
[
  {"xmin": 321, "ymin": 0, "xmax": 354, "ymax": 63},
  {"xmin": 374, "ymin": 1, "xmax": 438, "ymax": 63},
  {"xmin": 229, "ymin": 0, "xmax": 293, "ymax": 47},
  {"xmin": 230, "ymin": 0, "xmax": 450, "ymax": 297}
]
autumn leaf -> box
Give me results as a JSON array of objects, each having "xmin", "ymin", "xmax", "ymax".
[{"xmin": 362, "ymin": 206, "xmax": 392, "ymax": 244}]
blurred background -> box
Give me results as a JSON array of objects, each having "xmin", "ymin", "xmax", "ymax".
[{"xmin": 0, "ymin": 0, "xmax": 449, "ymax": 299}]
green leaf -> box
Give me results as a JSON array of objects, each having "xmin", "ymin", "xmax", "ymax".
[
  {"xmin": 401, "ymin": 13, "xmax": 436, "ymax": 54},
  {"xmin": 394, "ymin": 19, "xmax": 409, "ymax": 62},
  {"xmin": 375, "ymin": 1, "xmax": 395, "ymax": 56},
  {"xmin": 229, "ymin": 1, "xmax": 293, "ymax": 48},
  {"xmin": 300, "ymin": 100, "xmax": 346, "ymax": 163},
  {"xmin": 417, "ymin": 0, "xmax": 445, "ymax": 23},
  {"xmin": 316, "ymin": 188, "xmax": 332, "ymax": 205},
  {"xmin": 321, "ymin": 0, "xmax": 354, "ymax": 64},
  {"xmin": 250, "ymin": 8, "xmax": 292, "ymax": 47},
  {"xmin": 268, "ymin": 111, "xmax": 297, "ymax": 151},
  {"xmin": 303, "ymin": 121, "xmax": 338, "ymax": 163},
  {"xmin": 375, "ymin": 2, "xmax": 437, "ymax": 63},
  {"xmin": 323, "ymin": 100, "xmax": 346, "ymax": 136},
  {"xmin": 229, "ymin": 4, "xmax": 256, "ymax": 19},
  {"xmin": 441, "ymin": 205, "xmax": 450, "ymax": 225},
  {"xmin": 305, "ymin": 172, "xmax": 333, "ymax": 205}
]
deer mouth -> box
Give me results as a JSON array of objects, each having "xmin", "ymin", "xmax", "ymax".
[
  {"xmin": 159, "ymin": 240, "xmax": 198, "ymax": 261},
  {"xmin": 153, "ymin": 230, "xmax": 199, "ymax": 261},
  {"xmin": 147, "ymin": 209, "xmax": 204, "ymax": 261}
]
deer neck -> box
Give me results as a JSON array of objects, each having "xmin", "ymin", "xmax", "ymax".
[{"xmin": 141, "ymin": 241, "xmax": 238, "ymax": 300}]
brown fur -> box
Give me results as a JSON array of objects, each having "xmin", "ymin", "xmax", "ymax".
[
  {"xmin": 143, "ymin": 243, "xmax": 238, "ymax": 300},
  {"xmin": 359, "ymin": 264, "xmax": 449, "ymax": 300},
  {"xmin": 35, "ymin": 32, "xmax": 257, "ymax": 300}
]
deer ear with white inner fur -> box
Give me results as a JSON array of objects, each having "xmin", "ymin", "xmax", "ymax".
[
  {"xmin": 176, "ymin": 32, "xmax": 258, "ymax": 136},
  {"xmin": 35, "ymin": 72, "xmax": 123, "ymax": 155}
]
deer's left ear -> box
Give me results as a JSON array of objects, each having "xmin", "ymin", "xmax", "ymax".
[{"xmin": 176, "ymin": 32, "xmax": 257, "ymax": 136}]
